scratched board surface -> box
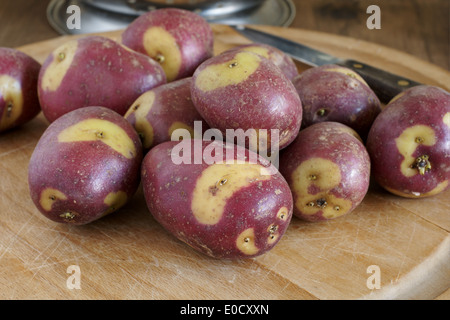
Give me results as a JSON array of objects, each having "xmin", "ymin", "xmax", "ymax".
[{"xmin": 0, "ymin": 25, "xmax": 449, "ymax": 300}]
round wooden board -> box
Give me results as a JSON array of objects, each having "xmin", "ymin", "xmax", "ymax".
[{"xmin": 1, "ymin": 25, "xmax": 449, "ymax": 300}]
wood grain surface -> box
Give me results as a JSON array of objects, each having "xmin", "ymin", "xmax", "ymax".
[{"xmin": 0, "ymin": 24, "xmax": 449, "ymax": 300}]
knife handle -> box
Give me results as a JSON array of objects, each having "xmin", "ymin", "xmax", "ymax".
[{"xmin": 337, "ymin": 59, "xmax": 422, "ymax": 104}]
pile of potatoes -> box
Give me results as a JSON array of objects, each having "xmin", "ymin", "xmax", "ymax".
[{"xmin": 1, "ymin": 8, "xmax": 449, "ymax": 260}]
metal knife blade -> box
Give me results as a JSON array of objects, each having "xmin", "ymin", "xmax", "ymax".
[{"xmin": 231, "ymin": 25, "xmax": 422, "ymax": 103}]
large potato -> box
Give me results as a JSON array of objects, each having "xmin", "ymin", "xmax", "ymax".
[
  {"xmin": 292, "ymin": 64, "xmax": 381, "ymax": 140},
  {"xmin": 190, "ymin": 50, "xmax": 302, "ymax": 153},
  {"xmin": 223, "ymin": 43, "xmax": 299, "ymax": 80},
  {"xmin": 366, "ymin": 85, "xmax": 450, "ymax": 198},
  {"xmin": 141, "ymin": 139, "xmax": 293, "ymax": 259},
  {"xmin": 0, "ymin": 47, "xmax": 41, "ymax": 132},
  {"xmin": 121, "ymin": 8, "xmax": 214, "ymax": 82},
  {"xmin": 28, "ymin": 106, "xmax": 143, "ymax": 225},
  {"xmin": 38, "ymin": 36, "xmax": 166, "ymax": 123},
  {"xmin": 124, "ymin": 77, "xmax": 209, "ymax": 152},
  {"xmin": 279, "ymin": 122, "xmax": 370, "ymax": 222}
]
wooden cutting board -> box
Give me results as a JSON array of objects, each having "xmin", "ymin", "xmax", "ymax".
[{"xmin": 1, "ymin": 24, "xmax": 449, "ymax": 300}]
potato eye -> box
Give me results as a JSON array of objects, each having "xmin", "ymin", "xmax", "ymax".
[
  {"xmin": 410, "ymin": 155, "xmax": 431, "ymax": 175},
  {"xmin": 59, "ymin": 211, "xmax": 76, "ymax": 220},
  {"xmin": 316, "ymin": 109, "xmax": 327, "ymax": 117},
  {"xmin": 6, "ymin": 101, "xmax": 13, "ymax": 117},
  {"xmin": 154, "ymin": 53, "xmax": 165, "ymax": 63}
]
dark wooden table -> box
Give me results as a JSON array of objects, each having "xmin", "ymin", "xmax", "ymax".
[{"xmin": 0, "ymin": 0, "xmax": 448, "ymax": 70}]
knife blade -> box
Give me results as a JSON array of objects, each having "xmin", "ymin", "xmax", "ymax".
[{"xmin": 231, "ymin": 25, "xmax": 422, "ymax": 103}]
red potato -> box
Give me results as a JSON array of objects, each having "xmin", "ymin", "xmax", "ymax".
[
  {"xmin": 121, "ymin": 8, "xmax": 214, "ymax": 82},
  {"xmin": 223, "ymin": 43, "xmax": 299, "ymax": 80},
  {"xmin": 366, "ymin": 85, "xmax": 450, "ymax": 198},
  {"xmin": 141, "ymin": 139, "xmax": 293, "ymax": 259},
  {"xmin": 38, "ymin": 36, "xmax": 166, "ymax": 123},
  {"xmin": 190, "ymin": 50, "xmax": 302, "ymax": 153},
  {"xmin": 279, "ymin": 122, "xmax": 370, "ymax": 222},
  {"xmin": 124, "ymin": 77, "xmax": 209, "ymax": 152},
  {"xmin": 292, "ymin": 64, "xmax": 381, "ymax": 140},
  {"xmin": 28, "ymin": 106, "xmax": 143, "ymax": 225},
  {"xmin": 0, "ymin": 47, "xmax": 41, "ymax": 132}
]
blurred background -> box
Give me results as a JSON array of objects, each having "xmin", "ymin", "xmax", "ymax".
[{"xmin": 0, "ymin": 0, "xmax": 448, "ymax": 70}]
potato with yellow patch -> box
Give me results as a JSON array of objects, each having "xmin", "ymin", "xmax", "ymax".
[
  {"xmin": 190, "ymin": 50, "xmax": 302, "ymax": 153},
  {"xmin": 279, "ymin": 122, "xmax": 370, "ymax": 222},
  {"xmin": 141, "ymin": 139, "xmax": 293, "ymax": 259},
  {"xmin": 0, "ymin": 47, "xmax": 41, "ymax": 132},
  {"xmin": 28, "ymin": 106, "xmax": 143, "ymax": 225},
  {"xmin": 121, "ymin": 8, "xmax": 214, "ymax": 82},
  {"xmin": 124, "ymin": 77, "xmax": 209, "ymax": 152},
  {"xmin": 223, "ymin": 43, "xmax": 299, "ymax": 80},
  {"xmin": 38, "ymin": 36, "xmax": 166, "ymax": 123},
  {"xmin": 292, "ymin": 64, "xmax": 381, "ymax": 140},
  {"xmin": 366, "ymin": 85, "xmax": 450, "ymax": 198}
]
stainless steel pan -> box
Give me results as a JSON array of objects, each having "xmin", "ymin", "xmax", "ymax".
[{"xmin": 82, "ymin": 0, "xmax": 265, "ymax": 17}]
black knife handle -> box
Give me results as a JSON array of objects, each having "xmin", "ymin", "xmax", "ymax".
[{"xmin": 337, "ymin": 59, "xmax": 422, "ymax": 104}]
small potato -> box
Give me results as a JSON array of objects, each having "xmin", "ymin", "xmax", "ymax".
[
  {"xmin": 141, "ymin": 139, "xmax": 293, "ymax": 259},
  {"xmin": 190, "ymin": 50, "xmax": 302, "ymax": 153},
  {"xmin": 279, "ymin": 122, "xmax": 370, "ymax": 222},
  {"xmin": 121, "ymin": 8, "xmax": 214, "ymax": 82},
  {"xmin": 124, "ymin": 77, "xmax": 209, "ymax": 152},
  {"xmin": 28, "ymin": 106, "xmax": 143, "ymax": 225},
  {"xmin": 366, "ymin": 85, "xmax": 450, "ymax": 198},
  {"xmin": 38, "ymin": 36, "xmax": 166, "ymax": 123},
  {"xmin": 0, "ymin": 47, "xmax": 41, "ymax": 132},
  {"xmin": 292, "ymin": 64, "xmax": 381, "ymax": 140},
  {"xmin": 223, "ymin": 43, "xmax": 299, "ymax": 80}
]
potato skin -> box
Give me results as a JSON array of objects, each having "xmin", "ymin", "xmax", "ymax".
[
  {"xmin": 141, "ymin": 139, "xmax": 293, "ymax": 259},
  {"xmin": 28, "ymin": 106, "xmax": 143, "ymax": 225},
  {"xmin": 190, "ymin": 50, "xmax": 302, "ymax": 152},
  {"xmin": 223, "ymin": 43, "xmax": 299, "ymax": 80},
  {"xmin": 121, "ymin": 8, "xmax": 214, "ymax": 82},
  {"xmin": 124, "ymin": 77, "xmax": 209, "ymax": 152},
  {"xmin": 366, "ymin": 85, "xmax": 450, "ymax": 198},
  {"xmin": 38, "ymin": 36, "xmax": 166, "ymax": 123},
  {"xmin": 292, "ymin": 64, "xmax": 381, "ymax": 140},
  {"xmin": 0, "ymin": 47, "xmax": 41, "ymax": 132},
  {"xmin": 279, "ymin": 122, "xmax": 370, "ymax": 222}
]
